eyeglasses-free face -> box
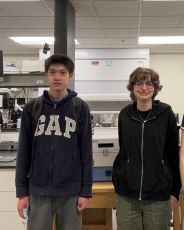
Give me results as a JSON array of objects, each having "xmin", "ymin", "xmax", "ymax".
[
  {"xmin": 46, "ymin": 64, "xmax": 72, "ymax": 93},
  {"xmin": 134, "ymin": 81, "xmax": 154, "ymax": 89}
]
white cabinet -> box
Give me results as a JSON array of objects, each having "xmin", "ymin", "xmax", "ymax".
[
  {"xmin": 75, "ymin": 48, "xmax": 149, "ymax": 94},
  {"xmin": 0, "ymin": 213, "xmax": 27, "ymax": 230},
  {"xmin": 0, "ymin": 169, "xmax": 26, "ymax": 230}
]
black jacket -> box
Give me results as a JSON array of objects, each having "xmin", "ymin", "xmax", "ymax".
[
  {"xmin": 112, "ymin": 100, "xmax": 181, "ymax": 201},
  {"xmin": 16, "ymin": 90, "xmax": 93, "ymax": 198}
]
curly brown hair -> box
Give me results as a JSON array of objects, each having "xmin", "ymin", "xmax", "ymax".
[{"xmin": 127, "ymin": 67, "xmax": 163, "ymax": 101}]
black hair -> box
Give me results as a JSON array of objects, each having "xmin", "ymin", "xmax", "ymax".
[{"xmin": 45, "ymin": 53, "xmax": 74, "ymax": 75}]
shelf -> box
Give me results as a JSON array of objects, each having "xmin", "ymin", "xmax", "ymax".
[
  {"xmin": 78, "ymin": 93, "xmax": 131, "ymax": 101},
  {"xmin": 0, "ymin": 73, "xmax": 47, "ymax": 88},
  {"xmin": 91, "ymin": 111, "xmax": 119, "ymax": 114}
]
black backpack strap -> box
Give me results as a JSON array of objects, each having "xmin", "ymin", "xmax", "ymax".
[
  {"xmin": 72, "ymin": 96, "xmax": 82, "ymax": 122},
  {"xmin": 32, "ymin": 95, "xmax": 43, "ymax": 132}
]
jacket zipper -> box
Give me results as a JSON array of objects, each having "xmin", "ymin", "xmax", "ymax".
[
  {"xmin": 50, "ymin": 103, "xmax": 57, "ymax": 180},
  {"xmin": 139, "ymin": 122, "xmax": 144, "ymax": 200},
  {"xmin": 132, "ymin": 116, "xmax": 156, "ymax": 201},
  {"xmin": 47, "ymin": 103, "xmax": 57, "ymax": 194}
]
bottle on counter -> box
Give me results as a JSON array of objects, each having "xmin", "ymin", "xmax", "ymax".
[{"xmin": 16, "ymin": 118, "xmax": 21, "ymax": 129}]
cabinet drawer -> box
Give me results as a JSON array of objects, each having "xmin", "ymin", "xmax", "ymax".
[
  {"xmin": 0, "ymin": 169, "xmax": 15, "ymax": 191},
  {"xmin": 0, "ymin": 192, "xmax": 17, "ymax": 211},
  {"xmin": 0, "ymin": 212, "xmax": 27, "ymax": 230}
]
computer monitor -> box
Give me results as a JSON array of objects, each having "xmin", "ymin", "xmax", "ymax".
[
  {"xmin": 17, "ymin": 98, "xmax": 26, "ymax": 106},
  {"xmin": 0, "ymin": 93, "xmax": 9, "ymax": 109},
  {"xmin": 0, "ymin": 51, "xmax": 3, "ymax": 82}
]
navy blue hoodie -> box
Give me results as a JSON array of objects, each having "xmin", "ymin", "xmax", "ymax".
[{"xmin": 16, "ymin": 90, "xmax": 93, "ymax": 198}]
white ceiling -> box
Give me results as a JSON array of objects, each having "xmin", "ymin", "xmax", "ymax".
[{"xmin": 1, "ymin": 0, "xmax": 184, "ymax": 55}]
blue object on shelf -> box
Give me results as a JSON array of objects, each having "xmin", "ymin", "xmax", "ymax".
[{"xmin": 93, "ymin": 166, "xmax": 112, "ymax": 182}]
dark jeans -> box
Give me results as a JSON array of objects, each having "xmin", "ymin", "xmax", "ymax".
[
  {"xmin": 27, "ymin": 195, "xmax": 82, "ymax": 230},
  {"xmin": 116, "ymin": 195, "xmax": 171, "ymax": 230}
]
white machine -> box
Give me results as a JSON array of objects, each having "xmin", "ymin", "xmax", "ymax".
[{"xmin": 92, "ymin": 136, "xmax": 119, "ymax": 181}]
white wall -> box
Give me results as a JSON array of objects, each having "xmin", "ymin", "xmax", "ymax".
[{"xmin": 150, "ymin": 54, "xmax": 184, "ymax": 123}]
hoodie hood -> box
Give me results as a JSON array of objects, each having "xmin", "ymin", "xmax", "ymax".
[
  {"xmin": 125, "ymin": 100, "xmax": 171, "ymax": 119},
  {"xmin": 151, "ymin": 100, "xmax": 171, "ymax": 117},
  {"xmin": 42, "ymin": 89, "xmax": 77, "ymax": 105}
]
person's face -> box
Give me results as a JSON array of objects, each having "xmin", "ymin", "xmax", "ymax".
[
  {"xmin": 133, "ymin": 76, "xmax": 155, "ymax": 102},
  {"xmin": 46, "ymin": 64, "xmax": 72, "ymax": 93}
]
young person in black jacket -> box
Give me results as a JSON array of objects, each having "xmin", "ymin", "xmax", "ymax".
[
  {"xmin": 113, "ymin": 67, "xmax": 181, "ymax": 230},
  {"xmin": 16, "ymin": 54, "xmax": 93, "ymax": 230},
  {"xmin": 180, "ymin": 116, "xmax": 184, "ymax": 191}
]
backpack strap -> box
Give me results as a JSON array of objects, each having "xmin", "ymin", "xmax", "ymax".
[
  {"xmin": 32, "ymin": 95, "xmax": 43, "ymax": 132},
  {"xmin": 72, "ymin": 96, "xmax": 82, "ymax": 122}
]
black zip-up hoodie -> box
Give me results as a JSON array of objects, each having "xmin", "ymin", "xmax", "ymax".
[
  {"xmin": 112, "ymin": 100, "xmax": 181, "ymax": 201},
  {"xmin": 16, "ymin": 90, "xmax": 92, "ymax": 198}
]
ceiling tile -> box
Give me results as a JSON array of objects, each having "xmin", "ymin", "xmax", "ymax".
[
  {"xmin": 76, "ymin": 29, "xmax": 105, "ymax": 37},
  {"xmin": 140, "ymin": 28, "xmax": 174, "ymax": 36},
  {"xmin": 174, "ymin": 27, "xmax": 184, "ymax": 35},
  {"xmin": 76, "ymin": 17, "xmax": 102, "ymax": 28},
  {"xmin": 78, "ymin": 37, "xmax": 108, "ymax": 45},
  {"xmin": 108, "ymin": 37, "xmax": 138, "ymax": 45},
  {"xmin": 0, "ymin": 17, "xmax": 23, "ymax": 28},
  {"xmin": 0, "ymin": 28, "xmax": 53, "ymax": 37},
  {"xmin": 141, "ymin": 16, "xmax": 180, "ymax": 28},
  {"xmin": 142, "ymin": 1, "xmax": 184, "ymax": 17},
  {"xmin": 70, "ymin": 1, "xmax": 97, "ymax": 16},
  {"xmin": 15, "ymin": 17, "xmax": 54, "ymax": 29},
  {"xmin": 177, "ymin": 17, "xmax": 184, "ymax": 27},
  {"xmin": 94, "ymin": 1, "xmax": 140, "ymax": 16},
  {"xmin": 77, "ymin": 43, "xmax": 110, "ymax": 49},
  {"xmin": 0, "ymin": 7, "xmax": 8, "ymax": 16},
  {"xmin": 0, "ymin": 0, "xmax": 184, "ymax": 54},
  {"xmin": 101, "ymin": 17, "xmax": 139, "ymax": 28},
  {"xmin": 43, "ymin": 0, "xmax": 54, "ymax": 14},
  {"xmin": 109, "ymin": 44, "xmax": 138, "ymax": 49},
  {"xmin": 0, "ymin": 2, "xmax": 52, "ymax": 16},
  {"xmin": 104, "ymin": 28, "xmax": 138, "ymax": 37}
]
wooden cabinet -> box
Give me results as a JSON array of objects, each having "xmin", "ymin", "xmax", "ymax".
[{"xmin": 82, "ymin": 182, "xmax": 116, "ymax": 230}]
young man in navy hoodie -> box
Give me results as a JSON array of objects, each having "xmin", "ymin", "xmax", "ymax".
[{"xmin": 16, "ymin": 54, "xmax": 93, "ymax": 230}]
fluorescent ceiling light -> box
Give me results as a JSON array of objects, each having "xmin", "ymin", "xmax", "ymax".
[
  {"xmin": 75, "ymin": 38, "xmax": 79, "ymax": 45},
  {"xmin": 0, "ymin": 0, "xmax": 40, "ymax": 1},
  {"xmin": 10, "ymin": 37, "xmax": 54, "ymax": 45},
  {"xmin": 139, "ymin": 36, "xmax": 184, "ymax": 44},
  {"xmin": 9, "ymin": 37, "xmax": 79, "ymax": 45},
  {"xmin": 143, "ymin": 0, "xmax": 184, "ymax": 1}
]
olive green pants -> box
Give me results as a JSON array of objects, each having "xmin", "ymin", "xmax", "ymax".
[
  {"xmin": 116, "ymin": 195, "xmax": 172, "ymax": 230},
  {"xmin": 27, "ymin": 195, "xmax": 82, "ymax": 230}
]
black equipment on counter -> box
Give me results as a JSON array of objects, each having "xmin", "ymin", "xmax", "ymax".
[
  {"xmin": 0, "ymin": 141, "xmax": 17, "ymax": 167},
  {"xmin": 0, "ymin": 50, "xmax": 3, "ymax": 82}
]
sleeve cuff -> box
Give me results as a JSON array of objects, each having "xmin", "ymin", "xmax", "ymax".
[
  {"xmin": 78, "ymin": 184, "xmax": 92, "ymax": 198},
  {"xmin": 16, "ymin": 186, "xmax": 29, "ymax": 198}
]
